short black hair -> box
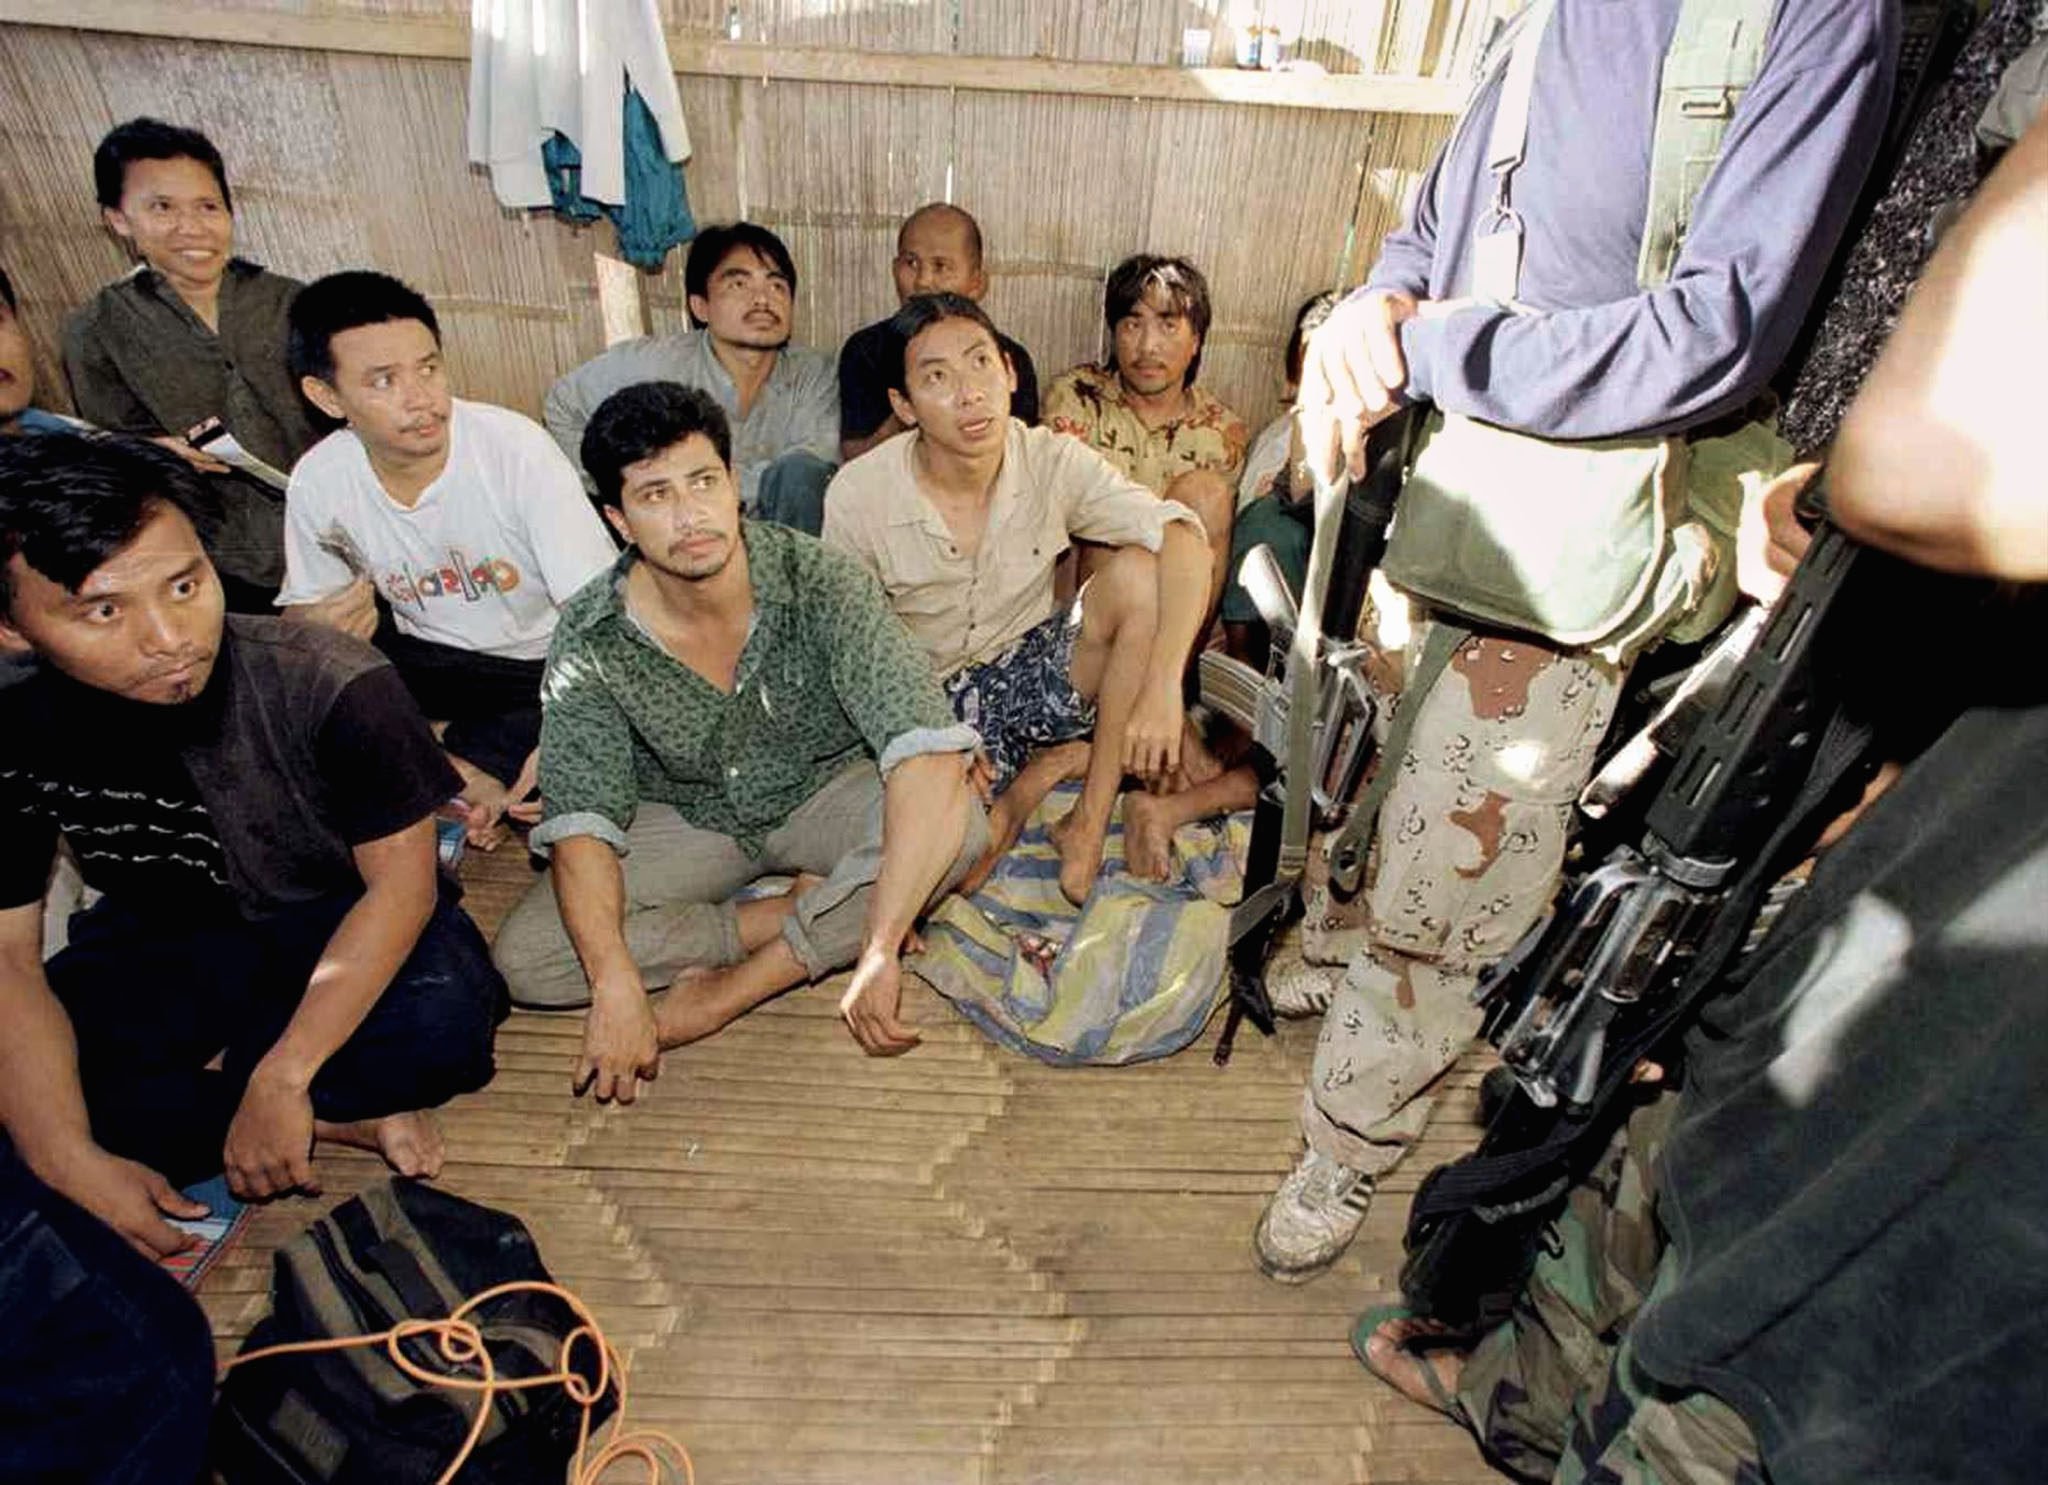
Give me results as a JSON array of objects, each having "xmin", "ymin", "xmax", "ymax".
[
  {"xmin": 0, "ymin": 268, "xmax": 15, "ymax": 314},
  {"xmin": 884, "ymin": 293, "xmax": 1004, "ymax": 396},
  {"xmin": 899, "ymin": 203, "xmax": 984, "ymax": 269},
  {"xmin": 287, "ymin": 270, "xmax": 441, "ymax": 385},
  {"xmin": 0, "ymin": 433, "xmax": 216, "ymax": 616},
  {"xmin": 683, "ymin": 224, "xmax": 797, "ymax": 327},
  {"xmin": 580, "ymin": 382, "xmax": 733, "ymax": 508},
  {"xmin": 1104, "ymin": 254, "xmax": 1214, "ymax": 387},
  {"xmin": 93, "ymin": 118, "xmax": 232, "ymax": 213},
  {"xmin": 1286, "ymin": 290, "xmax": 1343, "ymax": 387}
]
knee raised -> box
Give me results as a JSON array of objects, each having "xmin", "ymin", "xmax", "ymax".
[
  {"xmin": 1166, "ymin": 469, "xmax": 1235, "ymax": 543},
  {"xmin": 1090, "ymin": 542, "xmax": 1160, "ymax": 625}
]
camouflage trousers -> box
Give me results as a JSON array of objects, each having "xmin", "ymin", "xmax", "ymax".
[
  {"xmin": 1453, "ymin": 1096, "xmax": 1765, "ymax": 1485},
  {"xmin": 1295, "ymin": 614, "xmax": 1626, "ymax": 1172}
]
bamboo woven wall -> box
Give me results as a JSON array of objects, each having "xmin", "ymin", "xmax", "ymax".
[{"xmin": 0, "ymin": 0, "xmax": 1482, "ymax": 436}]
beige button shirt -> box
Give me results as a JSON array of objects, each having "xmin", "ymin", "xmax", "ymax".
[{"xmin": 822, "ymin": 420, "xmax": 1203, "ymax": 679}]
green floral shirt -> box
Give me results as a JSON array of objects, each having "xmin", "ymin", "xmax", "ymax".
[{"xmin": 532, "ymin": 521, "xmax": 972, "ymax": 857}]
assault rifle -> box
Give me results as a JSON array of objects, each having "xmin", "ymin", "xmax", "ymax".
[
  {"xmin": 1398, "ymin": 507, "xmax": 1890, "ymax": 1331},
  {"xmin": 1197, "ymin": 413, "xmax": 1412, "ymax": 1064}
]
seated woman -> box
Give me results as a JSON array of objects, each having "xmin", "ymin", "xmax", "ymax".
[{"xmin": 62, "ymin": 118, "xmax": 319, "ymax": 601}]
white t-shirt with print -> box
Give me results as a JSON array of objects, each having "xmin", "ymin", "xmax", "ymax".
[{"xmin": 279, "ymin": 399, "xmax": 617, "ymax": 661}]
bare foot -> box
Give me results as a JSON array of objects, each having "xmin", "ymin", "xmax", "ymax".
[
  {"xmin": 655, "ymin": 965, "xmax": 742, "ymax": 1048},
  {"xmin": 960, "ymin": 740, "xmax": 1092, "ymax": 896},
  {"xmin": 318, "ymin": 1110, "xmax": 446, "ymax": 1179},
  {"xmin": 1121, "ymin": 791, "xmax": 1177, "ymax": 882},
  {"xmin": 1051, "ymin": 803, "xmax": 1111, "ymax": 907},
  {"xmin": 1359, "ymin": 1313, "xmax": 1470, "ymax": 1418}
]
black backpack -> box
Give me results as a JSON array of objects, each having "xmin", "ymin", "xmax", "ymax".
[{"xmin": 212, "ymin": 1179, "xmax": 617, "ymax": 1484}]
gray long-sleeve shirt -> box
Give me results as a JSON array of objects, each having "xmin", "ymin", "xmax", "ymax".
[
  {"xmin": 1367, "ymin": 0, "xmax": 1898, "ymax": 440},
  {"xmin": 543, "ymin": 328, "xmax": 839, "ymax": 510}
]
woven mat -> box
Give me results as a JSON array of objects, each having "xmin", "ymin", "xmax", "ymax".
[{"xmin": 198, "ymin": 842, "xmax": 1501, "ymax": 1484}]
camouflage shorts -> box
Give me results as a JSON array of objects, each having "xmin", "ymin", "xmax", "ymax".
[{"xmin": 1454, "ymin": 1095, "xmax": 1764, "ymax": 1485}]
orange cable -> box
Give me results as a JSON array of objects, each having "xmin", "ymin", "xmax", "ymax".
[{"xmin": 222, "ymin": 1279, "xmax": 694, "ymax": 1485}]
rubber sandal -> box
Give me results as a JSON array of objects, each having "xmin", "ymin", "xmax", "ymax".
[{"xmin": 1351, "ymin": 1302, "xmax": 1472, "ymax": 1422}]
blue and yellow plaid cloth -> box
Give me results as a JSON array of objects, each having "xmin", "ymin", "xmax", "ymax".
[{"xmin": 911, "ymin": 783, "xmax": 1251, "ymax": 1065}]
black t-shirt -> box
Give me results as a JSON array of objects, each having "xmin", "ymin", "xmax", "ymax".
[
  {"xmin": 1635, "ymin": 695, "xmax": 2048, "ymax": 1485},
  {"xmin": 0, "ymin": 668, "xmax": 231, "ymax": 910},
  {"xmin": 0, "ymin": 651, "xmax": 458, "ymax": 915},
  {"xmin": 836, "ymin": 316, "xmax": 1041, "ymax": 443}
]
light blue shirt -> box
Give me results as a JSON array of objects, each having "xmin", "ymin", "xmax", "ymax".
[{"xmin": 543, "ymin": 328, "xmax": 839, "ymax": 511}]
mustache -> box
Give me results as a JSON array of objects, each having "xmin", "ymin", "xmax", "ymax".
[{"xmin": 142, "ymin": 652, "xmax": 209, "ymax": 681}]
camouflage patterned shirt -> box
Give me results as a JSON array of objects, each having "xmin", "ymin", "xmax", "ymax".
[
  {"xmin": 1042, "ymin": 363, "xmax": 1249, "ymax": 494},
  {"xmin": 531, "ymin": 521, "xmax": 973, "ymax": 858}
]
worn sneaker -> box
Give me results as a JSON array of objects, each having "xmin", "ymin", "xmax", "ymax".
[
  {"xmin": 1267, "ymin": 957, "xmax": 1343, "ymax": 1019},
  {"xmin": 1254, "ymin": 1148, "xmax": 1375, "ymax": 1283},
  {"xmin": 1264, "ymin": 921, "xmax": 1342, "ymax": 1019}
]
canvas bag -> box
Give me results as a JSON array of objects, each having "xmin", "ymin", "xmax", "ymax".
[
  {"xmin": 1381, "ymin": 0, "xmax": 1782, "ymax": 651},
  {"xmin": 212, "ymin": 1179, "xmax": 616, "ymax": 1485}
]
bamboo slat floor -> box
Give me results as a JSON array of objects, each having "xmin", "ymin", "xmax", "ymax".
[{"xmin": 200, "ymin": 842, "xmax": 1504, "ymax": 1485}]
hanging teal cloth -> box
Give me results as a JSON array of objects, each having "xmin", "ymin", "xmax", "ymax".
[{"xmin": 543, "ymin": 86, "xmax": 696, "ymax": 270}]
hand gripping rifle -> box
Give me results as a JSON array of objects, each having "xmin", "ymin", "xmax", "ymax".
[
  {"xmin": 1398, "ymin": 503, "xmax": 1890, "ymax": 1331},
  {"xmin": 1197, "ymin": 413, "xmax": 1412, "ymax": 1064}
]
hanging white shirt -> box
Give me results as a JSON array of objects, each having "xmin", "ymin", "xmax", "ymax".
[
  {"xmin": 466, "ymin": 0, "xmax": 692, "ymax": 209},
  {"xmin": 278, "ymin": 399, "xmax": 619, "ymax": 662}
]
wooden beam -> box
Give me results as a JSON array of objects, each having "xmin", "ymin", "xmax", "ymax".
[{"xmin": 0, "ymin": 0, "xmax": 1468, "ymax": 116}]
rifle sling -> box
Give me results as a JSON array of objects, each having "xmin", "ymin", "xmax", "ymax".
[{"xmin": 1327, "ymin": 619, "xmax": 1468, "ymax": 892}]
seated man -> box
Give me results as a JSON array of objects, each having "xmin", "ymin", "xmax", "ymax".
[
  {"xmin": 545, "ymin": 223, "xmax": 839, "ymax": 535},
  {"xmin": 279, "ymin": 270, "xmax": 619, "ymax": 845},
  {"xmin": 1, "ymin": 268, "xmax": 84, "ymax": 438},
  {"xmin": 836, "ymin": 202, "xmax": 1040, "ymax": 461},
  {"xmin": 63, "ymin": 118, "xmax": 320, "ymax": 598},
  {"xmin": 491, "ymin": 382, "xmax": 986, "ymax": 1093},
  {"xmin": 823, "ymin": 293, "xmax": 1213, "ymax": 905},
  {"xmin": 1043, "ymin": 253, "xmax": 1247, "ymax": 603},
  {"xmin": 0, "ymin": 433, "xmax": 506, "ymax": 1204}
]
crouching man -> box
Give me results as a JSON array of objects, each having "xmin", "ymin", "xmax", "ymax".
[
  {"xmin": 491, "ymin": 382, "xmax": 986, "ymax": 1094},
  {"xmin": 0, "ymin": 433, "xmax": 506, "ymax": 1212},
  {"xmin": 823, "ymin": 293, "xmax": 1214, "ymax": 905}
]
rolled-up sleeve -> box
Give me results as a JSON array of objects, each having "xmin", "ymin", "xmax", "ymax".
[
  {"xmin": 1056, "ymin": 436, "xmax": 1207, "ymax": 549},
  {"xmin": 530, "ymin": 636, "xmax": 639, "ymax": 856}
]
